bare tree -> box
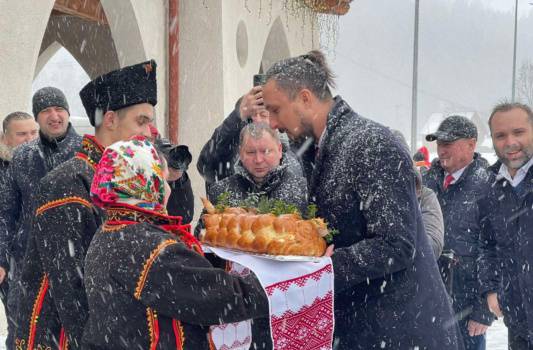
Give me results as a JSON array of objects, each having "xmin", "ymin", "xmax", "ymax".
[{"xmin": 517, "ymin": 60, "xmax": 533, "ymax": 105}]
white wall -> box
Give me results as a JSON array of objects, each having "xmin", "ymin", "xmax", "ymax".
[
  {"xmin": 0, "ymin": 0, "xmax": 56, "ymax": 119},
  {"xmin": 179, "ymin": 0, "xmax": 318, "ymax": 222}
]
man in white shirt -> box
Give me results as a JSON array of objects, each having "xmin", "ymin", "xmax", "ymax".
[
  {"xmin": 423, "ymin": 115, "xmax": 494, "ymax": 350},
  {"xmin": 479, "ymin": 102, "xmax": 533, "ymax": 350}
]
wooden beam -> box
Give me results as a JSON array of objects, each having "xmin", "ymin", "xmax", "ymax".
[
  {"xmin": 53, "ymin": 0, "xmax": 107, "ymax": 25},
  {"xmin": 168, "ymin": 0, "xmax": 179, "ymax": 143}
]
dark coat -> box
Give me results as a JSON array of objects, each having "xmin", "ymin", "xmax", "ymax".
[
  {"xmin": 207, "ymin": 154, "xmax": 308, "ymax": 215},
  {"xmin": 311, "ymin": 97, "xmax": 461, "ymax": 349},
  {"xmin": 423, "ymin": 154, "xmax": 494, "ymax": 326},
  {"xmin": 83, "ymin": 206, "xmax": 269, "ymax": 349},
  {"xmin": 0, "ymin": 144, "xmax": 12, "ymax": 258},
  {"xmin": 0, "ymin": 143, "xmax": 10, "ymax": 176},
  {"xmin": 196, "ymin": 101, "xmax": 308, "ymax": 187},
  {"xmin": 14, "ymin": 135, "xmax": 104, "ymax": 350},
  {"xmin": 0, "ymin": 124, "xmax": 82, "ymax": 269},
  {"xmin": 207, "ymin": 155, "xmax": 308, "ymax": 350},
  {"xmin": 166, "ymin": 171, "xmax": 194, "ymax": 224},
  {"xmin": 478, "ymin": 161, "xmax": 533, "ymax": 340}
]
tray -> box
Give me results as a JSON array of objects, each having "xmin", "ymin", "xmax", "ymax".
[{"xmin": 201, "ymin": 244, "xmax": 321, "ymax": 263}]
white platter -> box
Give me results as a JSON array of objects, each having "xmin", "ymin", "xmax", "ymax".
[{"xmin": 201, "ymin": 244, "xmax": 321, "ymax": 263}]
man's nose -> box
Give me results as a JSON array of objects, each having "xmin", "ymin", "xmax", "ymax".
[
  {"xmin": 49, "ymin": 109, "xmax": 59, "ymax": 119},
  {"xmin": 141, "ymin": 125, "xmax": 153, "ymax": 138},
  {"xmin": 254, "ymin": 152, "xmax": 265, "ymax": 163},
  {"xmin": 269, "ymin": 118, "xmax": 279, "ymax": 130}
]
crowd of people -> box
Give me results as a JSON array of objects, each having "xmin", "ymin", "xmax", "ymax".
[{"xmin": 0, "ymin": 50, "xmax": 531, "ymax": 350}]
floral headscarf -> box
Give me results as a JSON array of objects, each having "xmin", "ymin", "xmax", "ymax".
[{"xmin": 90, "ymin": 136, "xmax": 166, "ymax": 213}]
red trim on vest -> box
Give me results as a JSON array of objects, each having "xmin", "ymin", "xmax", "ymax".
[
  {"xmin": 59, "ymin": 327, "xmax": 68, "ymax": 350},
  {"xmin": 27, "ymin": 274, "xmax": 49, "ymax": 350},
  {"xmin": 172, "ymin": 319, "xmax": 185, "ymax": 350}
]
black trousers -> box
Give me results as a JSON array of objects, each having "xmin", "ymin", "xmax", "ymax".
[
  {"xmin": 0, "ymin": 279, "xmax": 13, "ymax": 350},
  {"xmin": 509, "ymin": 328, "xmax": 533, "ymax": 350}
]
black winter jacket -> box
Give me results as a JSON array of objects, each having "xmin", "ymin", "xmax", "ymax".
[
  {"xmin": 478, "ymin": 161, "xmax": 533, "ymax": 340},
  {"xmin": 166, "ymin": 171, "xmax": 194, "ymax": 224},
  {"xmin": 83, "ymin": 206, "xmax": 269, "ymax": 349},
  {"xmin": 207, "ymin": 154, "xmax": 308, "ymax": 215},
  {"xmin": 0, "ymin": 125, "xmax": 81, "ymax": 268},
  {"xmin": 0, "ymin": 143, "xmax": 10, "ymax": 176},
  {"xmin": 14, "ymin": 135, "xmax": 104, "ymax": 350},
  {"xmin": 311, "ymin": 97, "xmax": 462, "ymax": 349},
  {"xmin": 423, "ymin": 153, "xmax": 494, "ymax": 326}
]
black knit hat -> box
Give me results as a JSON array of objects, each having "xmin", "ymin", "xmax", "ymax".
[
  {"xmin": 426, "ymin": 115, "xmax": 478, "ymax": 142},
  {"xmin": 79, "ymin": 60, "xmax": 157, "ymax": 126},
  {"xmin": 32, "ymin": 87, "xmax": 70, "ymax": 118}
]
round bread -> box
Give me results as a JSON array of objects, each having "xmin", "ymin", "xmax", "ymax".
[{"xmin": 201, "ymin": 203, "xmax": 327, "ymax": 257}]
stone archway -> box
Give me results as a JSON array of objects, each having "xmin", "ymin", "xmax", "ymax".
[
  {"xmin": 259, "ymin": 17, "xmax": 291, "ymax": 73},
  {"xmin": 99, "ymin": 0, "xmax": 147, "ymax": 67},
  {"xmin": 34, "ymin": 41, "xmax": 63, "ymax": 79},
  {"xmin": 38, "ymin": 13, "xmax": 119, "ymax": 79}
]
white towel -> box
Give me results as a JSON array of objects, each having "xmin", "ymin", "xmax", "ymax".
[{"xmin": 209, "ymin": 247, "xmax": 334, "ymax": 350}]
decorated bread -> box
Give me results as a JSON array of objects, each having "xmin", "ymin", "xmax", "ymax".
[{"xmin": 200, "ymin": 196, "xmax": 333, "ymax": 257}]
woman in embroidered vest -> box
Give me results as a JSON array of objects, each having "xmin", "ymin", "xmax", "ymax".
[{"xmin": 83, "ymin": 137, "xmax": 268, "ymax": 349}]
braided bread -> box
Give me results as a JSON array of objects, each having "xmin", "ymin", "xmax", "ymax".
[{"xmin": 200, "ymin": 198, "xmax": 327, "ymax": 256}]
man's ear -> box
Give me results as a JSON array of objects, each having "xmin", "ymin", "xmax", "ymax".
[
  {"xmin": 299, "ymin": 89, "xmax": 313, "ymax": 106},
  {"xmin": 103, "ymin": 110, "xmax": 118, "ymax": 130},
  {"xmin": 468, "ymin": 138, "xmax": 477, "ymax": 151}
]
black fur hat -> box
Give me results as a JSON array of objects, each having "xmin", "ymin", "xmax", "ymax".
[{"xmin": 79, "ymin": 60, "xmax": 157, "ymax": 126}]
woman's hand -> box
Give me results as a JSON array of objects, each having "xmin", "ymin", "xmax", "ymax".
[{"xmin": 324, "ymin": 244, "xmax": 334, "ymax": 257}]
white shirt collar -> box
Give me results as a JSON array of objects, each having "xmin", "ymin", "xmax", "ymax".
[
  {"xmin": 444, "ymin": 162, "xmax": 471, "ymax": 184},
  {"xmin": 497, "ymin": 157, "xmax": 533, "ymax": 187}
]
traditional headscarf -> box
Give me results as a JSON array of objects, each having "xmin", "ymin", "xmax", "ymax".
[{"xmin": 90, "ymin": 136, "xmax": 166, "ymax": 213}]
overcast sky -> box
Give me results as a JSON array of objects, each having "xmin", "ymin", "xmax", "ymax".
[{"xmin": 327, "ymin": 0, "xmax": 533, "ymax": 146}]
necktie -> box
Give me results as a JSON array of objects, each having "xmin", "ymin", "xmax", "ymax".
[{"xmin": 443, "ymin": 174, "xmax": 454, "ymax": 190}]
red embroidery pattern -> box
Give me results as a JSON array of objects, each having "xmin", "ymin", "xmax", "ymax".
[
  {"xmin": 217, "ymin": 337, "xmax": 252, "ymax": 350},
  {"xmin": 75, "ymin": 152, "xmax": 96, "ymax": 170},
  {"xmin": 172, "ymin": 319, "xmax": 185, "ymax": 350},
  {"xmin": 265, "ymin": 264, "xmax": 333, "ymax": 295},
  {"xmin": 134, "ymin": 239, "xmax": 177, "ymax": 299},
  {"xmin": 146, "ymin": 308, "xmax": 159, "ymax": 350},
  {"xmin": 59, "ymin": 327, "xmax": 68, "ymax": 350},
  {"xmin": 264, "ymin": 264, "xmax": 334, "ymax": 350},
  {"xmin": 36, "ymin": 197, "xmax": 92, "ymax": 216},
  {"xmin": 270, "ymin": 292, "xmax": 333, "ymax": 350},
  {"xmin": 27, "ymin": 274, "xmax": 49, "ymax": 350}
]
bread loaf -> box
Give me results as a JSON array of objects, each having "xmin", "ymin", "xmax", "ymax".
[{"xmin": 200, "ymin": 198, "xmax": 327, "ymax": 256}]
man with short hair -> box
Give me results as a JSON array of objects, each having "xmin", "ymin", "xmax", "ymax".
[
  {"xmin": 0, "ymin": 111, "xmax": 38, "ymax": 349},
  {"xmin": 208, "ymin": 122, "xmax": 308, "ymax": 214},
  {"xmin": 0, "ymin": 87, "xmax": 81, "ymax": 350},
  {"xmin": 262, "ymin": 50, "xmax": 461, "ymax": 349},
  {"xmin": 197, "ymin": 85, "xmax": 308, "ymax": 192},
  {"xmin": 423, "ymin": 115, "xmax": 494, "ymax": 350},
  {"xmin": 14, "ymin": 60, "xmax": 156, "ymax": 349},
  {"xmin": 479, "ymin": 102, "xmax": 533, "ymax": 350},
  {"xmin": 1, "ymin": 111, "xmax": 39, "ymax": 149}
]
